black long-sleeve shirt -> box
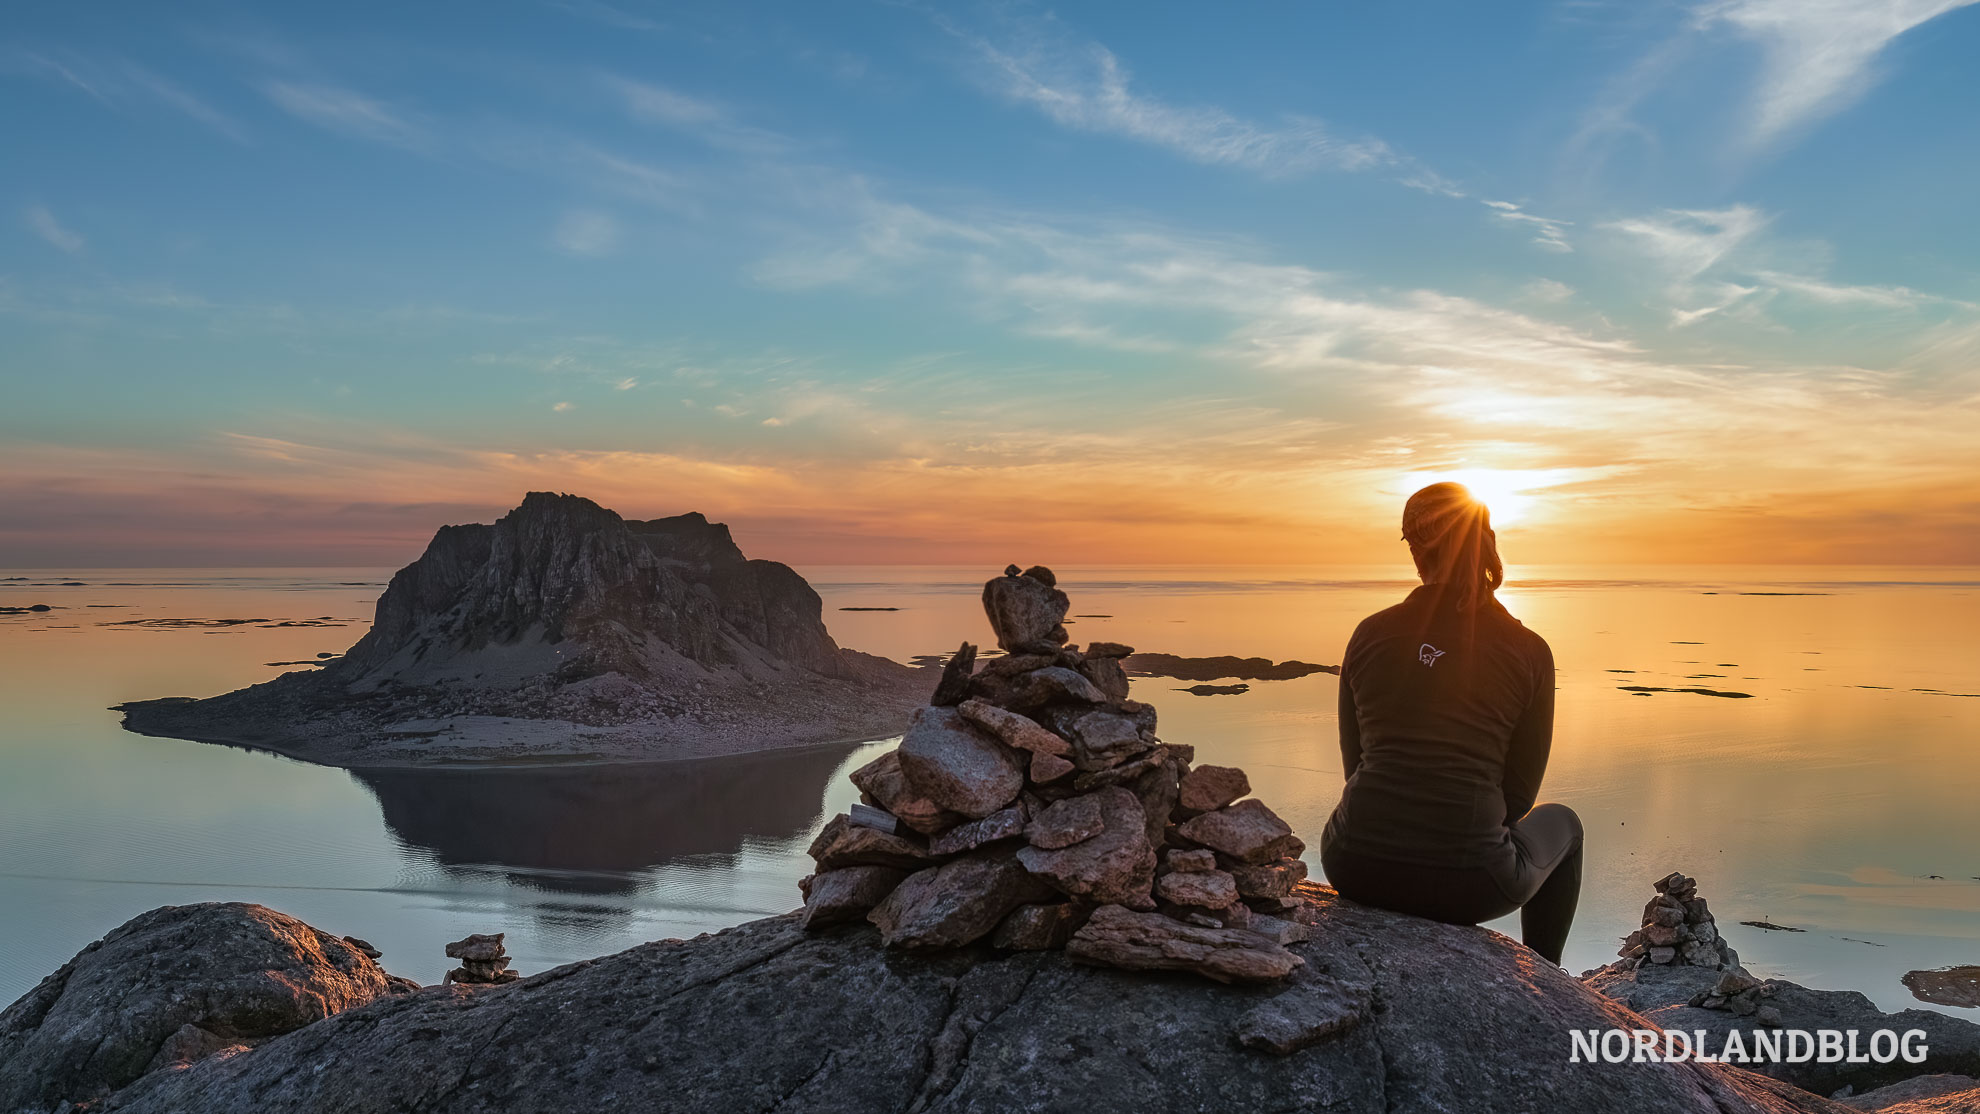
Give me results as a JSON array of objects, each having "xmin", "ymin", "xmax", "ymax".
[{"xmin": 1327, "ymin": 584, "xmax": 1555, "ymax": 868}]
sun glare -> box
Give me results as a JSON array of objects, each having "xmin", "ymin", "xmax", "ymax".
[{"xmin": 1396, "ymin": 469, "xmax": 1551, "ymax": 526}]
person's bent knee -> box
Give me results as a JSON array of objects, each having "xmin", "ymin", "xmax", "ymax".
[
  {"xmin": 1522, "ymin": 802, "xmax": 1584, "ymax": 852},
  {"xmin": 1537, "ymin": 801, "xmax": 1583, "ymax": 838}
]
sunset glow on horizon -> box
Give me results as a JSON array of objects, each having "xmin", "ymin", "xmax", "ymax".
[{"xmin": 4, "ymin": 3, "xmax": 1978, "ymax": 568}]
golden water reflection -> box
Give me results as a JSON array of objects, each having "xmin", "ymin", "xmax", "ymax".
[{"xmin": 2, "ymin": 566, "xmax": 1977, "ymax": 1010}]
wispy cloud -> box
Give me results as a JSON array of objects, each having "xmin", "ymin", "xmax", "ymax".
[
  {"xmin": 1522, "ymin": 279, "xmax": 1576, "ymax": 304},
  {"xmin": 7, "ymin": 50, "xmax": 246, "ymax": 141},
  {"xmin": 120, "ymin": 64, "xmax": 247, "ymax": 143},
  {"xmin": 566, "ymin": 144, "xmax": 697, "ymax": 212},
  {"xmin": 24, "ymin": 205, "xmax": 84, "ymax": 254},
  {"xmin": 5, "ymin": 50, "xmax": 112, "ymax": 103},
  {"xmin": 1606, "ymin": 205, "xmax": 1767, "ymax": 281},
  {"xmin": 1571, "ymin": 0, "xmax": 1979, "ymax": 167},
  {"xmin": 1603, "ymin": 203, "xmax": 1969, "ymax": 325},
  {"xmin": 1603, "ymin": 205, "xmax": 1777, "ymax": 326},
  {"xmin": 1399, "ymin": 170, "xmax": 1469, "ymax": 199},
  {"xmin": 263, "ymin": 81, "xmax": 427, "ymax": 150},
  {"xmin": 603, "ymin": 76, "xmax": 792, "ymax": 154},
  {"xmin": 552, "ymin": 209, "xmax": 621, "ymax": 256},
  {"xmin": 956, "ymin": 24, "xmax": 1390, "ymax": 177},
  {"xmin": 1698, "ymin": 0, "xmax": 1980, "ymax": 144},
  {"xmin": 1749, "ymin": 269, "xmax": 1941, "ymax": 309},
  {"xmin": 1483, "ymin": 200, "xmax": 1574, "ymax": 252}
]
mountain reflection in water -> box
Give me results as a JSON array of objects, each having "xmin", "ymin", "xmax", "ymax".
[{"xmin": 350, "ymin": 745, "xmax": 859, "ymax": 895}]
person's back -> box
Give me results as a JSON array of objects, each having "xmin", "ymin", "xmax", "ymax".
[
  {"xmin": 1319, "ymin": 482, "xmax": 1583, "ymax": 964},
  {"xmin": 1330, "ymin": 584, "xmax": 1554, "ymax": 867}
]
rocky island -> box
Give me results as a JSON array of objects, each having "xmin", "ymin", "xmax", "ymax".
[{"xmin": 116, "ymin": 493, "xmax": 928, "ymax": 767}]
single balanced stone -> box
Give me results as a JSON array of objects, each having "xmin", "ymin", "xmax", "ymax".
[
  {"xmin": 1614, "ymin": 872, "xmax": 1738, "ymax": 971},
  {"xmin": 796, "ymin": 565, "xmax": 1313, "ymax": 984},
  {"xmin": 443, "ymin": 932, "xmax": 520, "ymax": 985}
]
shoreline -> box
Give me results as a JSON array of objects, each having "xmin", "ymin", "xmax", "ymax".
[{"xmin": 114, "ymin": 698, "xmax": 911, "ymax": 771}]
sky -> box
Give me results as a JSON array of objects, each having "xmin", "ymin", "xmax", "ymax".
[{"xmin": 3, "ymin": 0, "xmax": 1979, "ymax": 567}]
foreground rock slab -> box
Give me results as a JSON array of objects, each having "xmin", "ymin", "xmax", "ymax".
[
  {"xmin": 0, "ymin": 903, "xmax": 408, "ymax": 1113},
  {"xmin": 1234, "ymin": 964, "xmax": 1375, "ymax": 1055},
  {"xmin": 0, "ymin": 895, "xmax": 1883, "ymax": 1114}
]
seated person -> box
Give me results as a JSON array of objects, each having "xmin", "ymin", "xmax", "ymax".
[{"xmin": 1320, "ymin": 482, "xmax": 1583, "ymax": 965}]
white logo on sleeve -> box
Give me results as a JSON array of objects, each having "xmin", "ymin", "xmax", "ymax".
[{"xmin": 1419, "ymin": 643, "xmax": 1446, "ymax": 667}]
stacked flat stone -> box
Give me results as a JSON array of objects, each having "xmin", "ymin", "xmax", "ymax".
[
  {"xmin": 796, "ymin": 564, "xmax": 1314, "ymax": 984},
  {"xmin": 443, "ymin": 932, "xmax": 520, "ymax": 985},
  {"xmin": 1615, "ymin": 872, "xmax": 1738, "ymax": 971}
]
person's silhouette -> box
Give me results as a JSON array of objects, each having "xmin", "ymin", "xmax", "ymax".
[{"xmin": 1319, "ymin": 482, "xmax": 1582, "ymax": 964}]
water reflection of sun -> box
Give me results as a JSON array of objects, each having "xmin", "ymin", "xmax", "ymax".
[{"xmin": 1397, "ymin": 468, "xmax": 1550, "ymax": 526}]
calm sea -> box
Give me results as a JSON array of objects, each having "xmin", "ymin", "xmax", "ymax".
[{"xmin": 2, "ymin": 565, "xmax": 1977, "ymax": 1015}]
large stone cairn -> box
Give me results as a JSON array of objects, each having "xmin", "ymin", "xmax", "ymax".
[
  {"xmin": 443, "ymin": 932, "xmax": 520, "ymax": 985},
  {"xmin": 797, "ymin": 565, "xmax": 1314, "ymax": 984},
  {"xmin": 1614, "ymin": 871, "xmax": 1738, "ymax": 971}
]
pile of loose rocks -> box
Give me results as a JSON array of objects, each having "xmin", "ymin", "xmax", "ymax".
[
  {"xmin": 443, "ymin": 932, "xmax": 520, "ymax": 985},
  {"xmin": 1614, "ymin": 871, "xmax": 1738, "ymax": 970},
  {"xmin": 797, "ymin": 565, "xmax": 1314, "ymax": 983},
  {"xmin": 1687, "ymin": 970, "xmax": 1785, "ymax": 1027}
]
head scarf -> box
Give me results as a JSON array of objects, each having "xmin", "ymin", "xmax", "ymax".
[{"xmin": 1401, "ymin": 482, "xmax": 1503, "ymax": 612}]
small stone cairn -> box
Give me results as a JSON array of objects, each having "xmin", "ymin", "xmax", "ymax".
[
  {"xmin": 1688, "ymin": 971, "xmax": 1785, "ymax": 1028},
  {"xmin": 797, "ymin": 565, "xmax": 1315, "ymax": 984},
  {"xmin": 444, "ymin": 932, "xmax": 520, "ymax": 985},
  {"xmin": 1615, "ymin": 871, "xmax": 1738, "ymax": 970}
]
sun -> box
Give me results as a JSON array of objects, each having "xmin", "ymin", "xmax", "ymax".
[{"xmin": 1395, "ymin": 468, "xmax": 1546, "ymax": 526}]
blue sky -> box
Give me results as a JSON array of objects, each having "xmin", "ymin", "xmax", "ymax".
[{"xmin": 3, "ymin": 0, "xmax": 1978, "ymax": 565}]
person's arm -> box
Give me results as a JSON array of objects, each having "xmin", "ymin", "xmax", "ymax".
[
  {"xmin": 1501, "ymin": 637, "xmax": 1555, "ymax": 821},
  {"xmin": 1337, "ymin": 632, "xmax": 1363, "ymax": 780}
]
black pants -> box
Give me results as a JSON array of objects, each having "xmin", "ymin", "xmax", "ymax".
[{"xmin": 1319, "ymin": 803, "xmax": 1584, "ymax": 965}]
